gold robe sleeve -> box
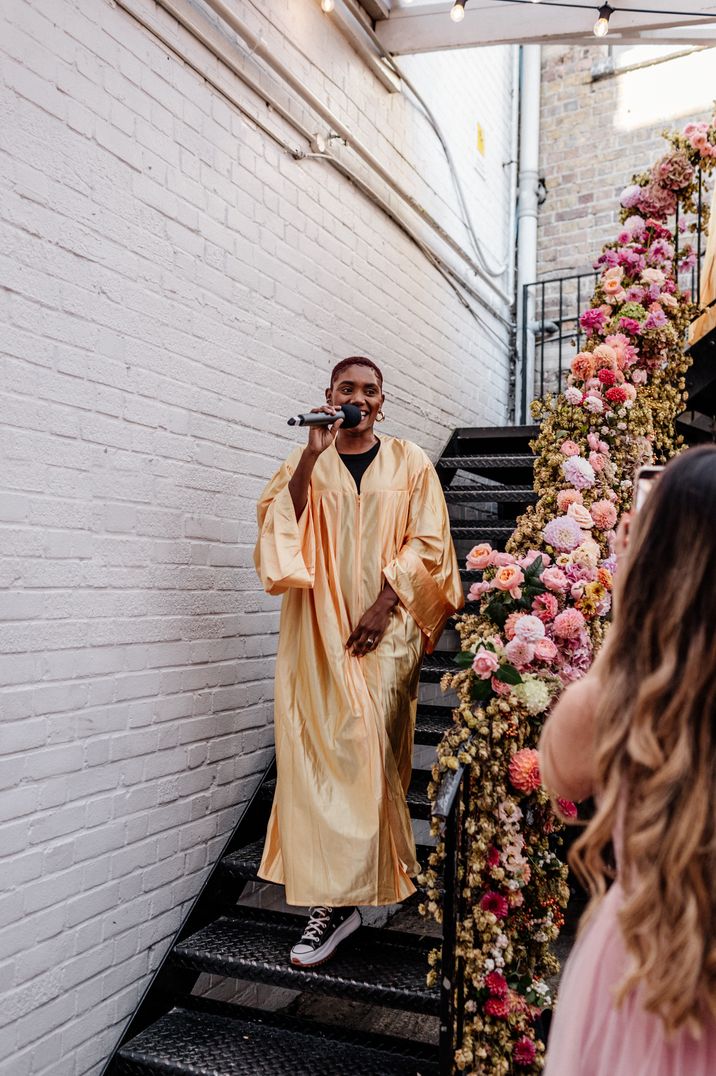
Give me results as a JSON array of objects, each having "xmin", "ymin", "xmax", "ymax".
[
  {"xmin": 382, "ymin": 450, "xmax": 464, "ymax": 652},
  {"xmin": 253, "ymin": 450, "xmax": 316, "ymax": 596}
]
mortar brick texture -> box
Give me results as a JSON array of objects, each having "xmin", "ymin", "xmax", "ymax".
[
  {"xmin": 537, "ymin": 44, "xmax": 716, "ymax": 280},
  {"xmin": 0, "ymin": 1, "xmax": 516, "ymax": 1072}
]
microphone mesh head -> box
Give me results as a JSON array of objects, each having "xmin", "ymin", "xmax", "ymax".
[{"xmin": 340, "ymin": 403, "xmax": 363, "ymax": 429}]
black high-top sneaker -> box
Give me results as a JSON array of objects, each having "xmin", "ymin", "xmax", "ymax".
[{"xmin": 289, "ymin": 905, "xmax": 361, "ymax": 967}]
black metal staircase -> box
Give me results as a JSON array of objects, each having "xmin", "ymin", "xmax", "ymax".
[{"xmin": 104, "ymin": 426, "xmax": 540, "ymax": 1076}]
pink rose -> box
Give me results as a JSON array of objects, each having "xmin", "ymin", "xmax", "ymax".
[
  {"xmin": 534, "ymin": 636, "xmax": 558, "ymax": 661},
  {"xmin": 491, "ymin": 676, "xmax": 513, "ymax": 697},
  {"xmin": 472, "ymin": 647, "xmax": 500, "ymax": 680},
  {"xmin": 518, "ymin": 549, "xmax": 551, "ymax": 569},
  {"xmin": 466, "ymin": 543, "xmax": 493, "ymax": 570},
  {"xmin": 541, "ymin": 566, "xmax": 569, "ymax": 594},
  {"xmin": 491, "ymin": 551, "xmax": 516, "ymax": 567},
  {"xmin": 560, "ymin": 440, "xmax": 580, "ymax": 457},
  {"xmin": 493, "ymin": 564, "xmax": 525, "ymax": 599},
  {"xmin": 467, "ymin": 580, "xmax": 492, "ymax": 602},
  {"xmin": 589, "ymin": 451, "xmax": 606, "ymax": 472},
  {"xmin": 567, "ymin": 502, "xmax": 594, "ymax": 528}
]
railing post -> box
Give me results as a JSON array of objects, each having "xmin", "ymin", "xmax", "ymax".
[{"xmin": 438, "ymin": 792, "xmax": 460, "ymax": 1074}]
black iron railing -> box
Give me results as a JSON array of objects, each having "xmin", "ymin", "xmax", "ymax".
[{"xmin": 432, "ymin": 750, "xmax": 473, "ymax": 1072}]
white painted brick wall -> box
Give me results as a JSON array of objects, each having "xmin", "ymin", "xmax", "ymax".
[{"xmin": 0, "ymin": 0, "xmax": 515, "ymax": 1072}]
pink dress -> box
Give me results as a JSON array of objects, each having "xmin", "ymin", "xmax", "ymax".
[{"xmin": 544, "ymin": 878, "xmax": 716, "ymax": 1074}]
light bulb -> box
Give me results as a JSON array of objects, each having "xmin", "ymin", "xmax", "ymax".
[
  {"xmin": 593, "ymin": 3, "xmax": 612, "ymax": 36},
  {"xmin": 321, "ymin": 0, "xmax": 335, "ymax": 11},
  {"xmin": 450, "ymin": 1, "xmax": 466, "ymax": 22}
]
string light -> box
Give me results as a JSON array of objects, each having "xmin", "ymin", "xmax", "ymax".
[
  {"xmin": 321, "ymin": 0, "xmax": 335, "ymax": 11},
  {"xmin": 593, "ymin": 2, "xmax": 613, "ymax": 34},
  {"xmin": 450, "ymin": 0, "xmax": 467, "ymax": 21}
]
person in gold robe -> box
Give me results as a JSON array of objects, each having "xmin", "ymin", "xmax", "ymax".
[{"xmin": 253, "ymin": 356, "xmax": 463, "ymax": 966}]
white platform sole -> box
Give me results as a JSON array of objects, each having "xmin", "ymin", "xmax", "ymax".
[{"xmin": 290, "ymin": 909, "xmax": 362, "ymax": 967}]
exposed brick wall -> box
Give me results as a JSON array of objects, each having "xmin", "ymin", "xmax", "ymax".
[
  {"xmin": 0, "ymin": 1, "xmax": 515, "ymax": 1072},
  {"xmin": 537, "ymin": 44, "xmax": 716, "ymax": 279}
]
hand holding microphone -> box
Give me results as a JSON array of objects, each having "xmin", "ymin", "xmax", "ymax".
[{"xmin": 287, "ymin": 403, "xmax": 362, "ymax": 457}]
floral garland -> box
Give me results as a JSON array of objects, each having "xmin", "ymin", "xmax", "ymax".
[{"xmin": 420, "ymin": 114, "xmax": 716, "ymax": 1075}]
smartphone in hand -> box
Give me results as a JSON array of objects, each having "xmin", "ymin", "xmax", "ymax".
[{"xmin": 634, "ymin": 465, "xmax": 664, "ymax": 511}]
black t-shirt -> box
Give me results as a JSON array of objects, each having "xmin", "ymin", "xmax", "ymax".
[{"xmin": 338, "ymin": 440, "xmax": 380, "ymax": 493}]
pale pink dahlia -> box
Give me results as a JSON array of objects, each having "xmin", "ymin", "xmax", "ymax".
[
  {"xmin": 514, "ymin": 614, "xmax": 545, "ymax": 644},
  {"xmin": 504, "ymin": 611, "xmax": 526, "ymax": 640},
  {"xmin": 583, "ymin": 394, "xmax": 604, "ymax": 415},
  {"xmin": 504, "ymin": 637, "xmax": 535, "ymax": 669},
  {"xmin": 553, "ymin": 608, "xmax": 587, "ymax": 640},
  {"xmin": 562, "ymin": 455, "xmax": 596, "ymax": 489},
  {"xmin": 509, "ymin": 748, "xmax": 541, "ymax": 794},
  {"xmin": 565, "ymin": 386, "xmax": 583, "ymax": 405},
  {"xmin": 590, "ymin": 499, "xmax": 618, "ymax": 530},
  {"xmin": 557, "ymin": 489, "xmax": 583, "ymax": 513},
  {"xmin": 543, "ymin": 515, "xmax": 583, "ymax": 552}
]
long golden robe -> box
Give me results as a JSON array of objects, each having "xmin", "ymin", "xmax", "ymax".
[{"xmin": 253, "ymin": 436, "xmax": 463, "ymax": 906}]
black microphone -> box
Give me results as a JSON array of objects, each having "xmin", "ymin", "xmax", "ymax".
[{"xmin": 287, "ymin": 403, "xmax": 363, "ymax": 429}]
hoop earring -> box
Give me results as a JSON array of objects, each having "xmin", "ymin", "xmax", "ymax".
[{"xmin": 376, "ymin": 410, "xmax": 385, "ymax": 423}]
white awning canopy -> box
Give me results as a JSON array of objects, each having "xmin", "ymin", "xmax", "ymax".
[{"xmin": 374, "ymin": 0, "xmax": 716, "ymax": 54}]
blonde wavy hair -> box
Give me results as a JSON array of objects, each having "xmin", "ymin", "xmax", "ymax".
[{"xmin": 571, "ymin": 445, "xmax": 716, "ymax": 1034}]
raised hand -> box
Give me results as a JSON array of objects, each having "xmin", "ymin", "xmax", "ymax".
[{"xmin": 306, "ymin": 405, "xmax": 344, "ymax": 456}]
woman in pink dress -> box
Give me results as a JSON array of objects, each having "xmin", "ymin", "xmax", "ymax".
[{"xmin": 540, "ymin": 445, "xmax": 716, "ymax": 1076}]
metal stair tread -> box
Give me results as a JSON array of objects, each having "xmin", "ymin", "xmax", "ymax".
[
  {"xmin": 114, "ymin": 1004, "xmax": 439, "ymax": 1075},
  {"xmin": 171, "ymin": 911, "xmax": 440, "ymax": 1014},
  {"xmin": 420, "ymin": 653, "xmax": 455, "ymax": 684},
  {"xmin": 450, "ymin": 523, "xmax": 517, "ymax": 538},
  {"xmin": 438, "ymin": 453, "xmax": 535, "ymax": 468},
  {"xmin": 414, "ymin": 703, "xmax": 453, "ymax": 744},
  {"xmin": 444, "ymin": 485, "xmax": 538, "ymax": 503}
]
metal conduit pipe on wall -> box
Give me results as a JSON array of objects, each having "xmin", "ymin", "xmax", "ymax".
[
  {"xmin": 199, "ymin": 0, "xmax": 512, "ymax": 306},
  {"xmin": 515, "ymin": 44, "xmax": 541, "ymax": 423},
  {"xmin": 118, "ymin": 0, "xmax": 513, "ymax": 333}
]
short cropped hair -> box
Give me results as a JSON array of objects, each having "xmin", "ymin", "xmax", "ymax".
[{"xmin": 330, "ymin": 356, "xmax": 384, "ymax": 387}]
